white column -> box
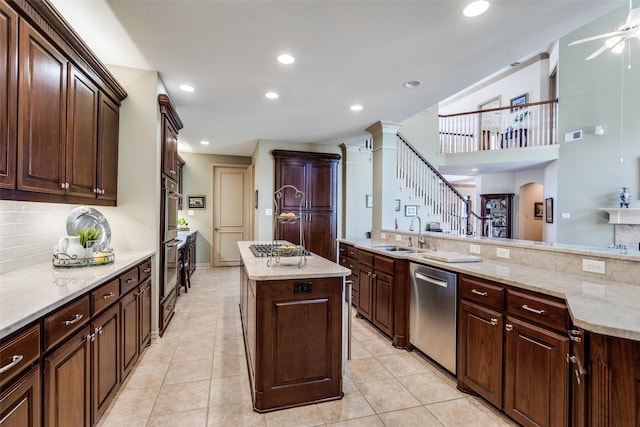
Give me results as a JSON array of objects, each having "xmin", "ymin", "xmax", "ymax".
[{"xmin": 365, "ymin": 121, "xmax": 403, "ymax": 234}]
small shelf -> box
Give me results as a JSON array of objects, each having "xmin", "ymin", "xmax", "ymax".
[{"xmin": 599, "ymin": 208, "xmax": 640, "ymax": 225}]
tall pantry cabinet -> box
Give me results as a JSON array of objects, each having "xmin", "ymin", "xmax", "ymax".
[{"xmin": 272, "ymin": 150, "xmax": 341, "ymax": 261}]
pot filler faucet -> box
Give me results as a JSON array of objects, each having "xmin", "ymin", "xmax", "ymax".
[{"xmin": 409, "ymin": 215, "xmax": 426, "ymax": 249}]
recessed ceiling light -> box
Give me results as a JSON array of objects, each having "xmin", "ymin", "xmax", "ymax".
[
  {"xmin": 472, "ymin": 168, "xmax": 479, "ymax": 172},
  {"xmin": 277, "ymin": 54, "xmax": 295, "ymax": 65},
  {"xmin": 350, "ymin": 105, "xmax": 363, "ymax": 111},
  {"xmin": 403, "ymin": 80, "xmax": 422, "ymax": 88},
  {"xmin": 463, "ymin": 0, "xmax": 489, "ymax": 17},
  {"xmin": 200, "ymin": 140, "xmax": 210, "ymax": 145},
  {"xmin": 265, "ymin": 92, "xmax": 279, "ymax": 99},
  {"xmin": 179, "ymin": 84, "xmax": 195, "ymax": 92}
]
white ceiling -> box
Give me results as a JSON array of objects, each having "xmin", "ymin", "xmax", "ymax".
[{"xmin": 50, "ymin": 0, "xmax": 624, "ymax": 157}]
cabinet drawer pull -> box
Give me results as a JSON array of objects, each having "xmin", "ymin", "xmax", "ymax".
[
  {"xmin": 63, "ymin": 314, "xmax": 83, "ymax": 326},
  {"xmin": 127, "ymin": 277, "xmax": 136, "ymax": 283},
  {"xmin": 144, "ymin": 267, "xmax": 151, "ymax": 273},
  {"xmin": 505, "ymin": 324, "xmax": 513, "ymax": 332},
  {"xmin": 490, "ymin": 318, "xmax": 498, "ymax": 326},
  {"xmin": 471, "ymin": 289, "xmax": 488, "ymax": 297},
  {"xmin": 0, "ymin": 355, "xmax": 24, "ymax": 374},
  {"xmin": 522, "ymin": 304, "xmax": 545, "ymax": 315},
  {"xmin": 102, "ymin": 292, "xmax": 115, "ymax": 300}
]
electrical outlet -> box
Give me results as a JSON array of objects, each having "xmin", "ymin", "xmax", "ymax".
[
  {"xmin": 380, "ymin": 233, "xmax": 386, "ymax": 239},
  {"xmin": 265, "ymin": 208, "xmax": 272, "ymax": 216},
  {"xmin": 562, "ymin": 213, "xmax": 571, "ymax": 219},
  {"xmin": 396, "ymin": 234, "xmax": 403, "ymax": 241},
  {"xmin": 496, "ymin": 247, "xmax": 510, "ymax": 259},
  {"xmin": 469, "ymin": 244, "xmax": 481, "ymax": 254},
  {"xmin": 582, "ymin": 259, "xmax": 606, "ymax": 274}
]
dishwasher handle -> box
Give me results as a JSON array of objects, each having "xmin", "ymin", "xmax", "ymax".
[{"xmin": 414, "ymin": 272, "xmax": 448, "ymax": 288}]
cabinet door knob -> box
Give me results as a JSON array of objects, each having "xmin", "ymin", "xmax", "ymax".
[
  {"xmin": 490, "ymin": 318, "xmax": 498, "ymax": 326},
  {"xmin": 505, "ymin": 324, "xmax": 513, "ymax": 332}
]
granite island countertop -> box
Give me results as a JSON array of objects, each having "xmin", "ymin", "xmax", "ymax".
[
  {"xmin": 0, "ymin": 250, "xmax": 155, "ymax": 339},
  {"xmin": 239, "ymin": 241, "xmax": 350, "ymax": 281},
  {"xmin": 341, "ymin": 238, "xmax": 640, "ymax": 342}
]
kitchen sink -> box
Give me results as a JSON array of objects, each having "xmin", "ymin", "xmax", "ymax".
[{"xmin": 372, "ymin": 245, "xmax": 418, "ymax": 253}]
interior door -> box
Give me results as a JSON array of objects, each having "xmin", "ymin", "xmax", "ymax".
[{"xmin": 213, "ymin": 166, "xmax": 249, "ymax": 266}]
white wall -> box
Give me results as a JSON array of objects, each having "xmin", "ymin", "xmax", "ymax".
[
  {"xmin": 342, "ymin": 146, "xmax": 372, "ymax": 239},
  {"xmin": 439, "ymin": 56, "xmax": 550, "ymax": 114},
  {"xmin": 556, "ymin": 4, "xmax": 640, "ymax": 247}
]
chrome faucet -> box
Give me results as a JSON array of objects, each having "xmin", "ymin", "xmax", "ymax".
[{"xmin": 409, "ymin": 215, "xmax": 425, "ymax": 249}]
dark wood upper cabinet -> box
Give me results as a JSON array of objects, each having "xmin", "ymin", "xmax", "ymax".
[
  {"xmin": 159, "ymin": 94, "xmax": 183, "ymax": 182},
  {"xmin": 96, "ymin": 94, "xmax": 119, "ymax": 201},
  {"xmin": 66, "ymin": 64, "xmax": 99, "ymax": 198},
  {"xmin": 1, "ymin": 0, "xmax": 127, "ymax": 205},
  {"xmin": 17, "ymin": 19, "xmax": 67, "ymax": 195},
  {"xmin": 0, "ymin": 0, "xmax": 17, "ymax": 189},
  {"xmin": 273, "ymin": 150, "xmax": 340, "ymax": 261}
]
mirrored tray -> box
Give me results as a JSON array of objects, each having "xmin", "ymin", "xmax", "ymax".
[{"xmin": 66, "ymin": 206, "xmax": 111, "ymax": 251}]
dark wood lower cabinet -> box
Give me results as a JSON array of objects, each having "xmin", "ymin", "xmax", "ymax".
[
  {"xmin": 503, "ymin": 316, "xmax": 569, "ymax": 427},
  {"xmin": 0, "ymin": 365, "xmax": 41, "ymax": 427},
  {"xmin": 120, "ymin": 288, "xmax": 139, "ymax": 380},
  {"xmin": 457, "ymin": 300, "xmax": 504, "ymax": 409},
  {"xmin": 91, "ymin": 305, "xmax": 120, "ymax": 425},
  {"xmin": 589, "ymin": 332, "xmax": 640, "ymax": 426},
  {"xmin": 44, "ymin": 325, "xmax": 91, "ymax": 427}
]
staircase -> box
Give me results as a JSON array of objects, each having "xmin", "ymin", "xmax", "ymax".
[{"xmin": 396, "ymin": 133, "xmax": 484, "ymax": 235}]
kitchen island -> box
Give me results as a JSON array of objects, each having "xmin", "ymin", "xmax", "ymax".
[{"xmin": 238, "ymin": 241, "xmax": 350, "ymax": 412}]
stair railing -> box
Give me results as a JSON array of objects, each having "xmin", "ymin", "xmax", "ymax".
[
  {"xmin": 396, "ymin": 133, "xmax": 487, "ymax": 235},
  {"xmin": 438, "ymin": 99, "xmax": 558, "ymax": 154}
]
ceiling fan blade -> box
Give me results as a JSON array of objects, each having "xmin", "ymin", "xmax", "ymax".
[
  {"xmin": 585, "ymin": 44, "xmax": 610, "ymax": 60},
  {"xmin": 569, "ymin": 31, "xmax": 624, "ymax": 46}
]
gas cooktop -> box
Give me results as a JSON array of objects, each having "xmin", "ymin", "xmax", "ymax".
[{"xmin": 249, "ymin": 243, "xmax": 310, "ymax": 258}]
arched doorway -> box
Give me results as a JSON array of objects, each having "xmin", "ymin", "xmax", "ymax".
[{"xmin": 518, "ymin": 182, "xmax": 544, "ymax": 241}]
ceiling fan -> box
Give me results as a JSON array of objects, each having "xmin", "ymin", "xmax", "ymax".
[{"xmin": 569, "ymin": 0, "xmax": 640, "ymax": 60}]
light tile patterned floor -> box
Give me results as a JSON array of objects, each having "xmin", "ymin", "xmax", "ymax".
[{"xmin": 98, "ymin": 266, "xmax": 518, "ymax": 426}]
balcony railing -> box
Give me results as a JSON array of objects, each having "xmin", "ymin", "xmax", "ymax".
[{"xmin": 438, "ymin": 99, "xmax": 558, "ymax": 154}]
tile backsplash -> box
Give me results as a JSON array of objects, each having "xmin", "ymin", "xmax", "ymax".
[{"xmin": 0, "ymin": 200, "xmax": 75, "ymax": 274}]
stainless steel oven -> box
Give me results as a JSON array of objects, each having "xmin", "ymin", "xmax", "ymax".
[{"xmin": 162, "ymin": 178, "xmax": 180, "ymax": 299}]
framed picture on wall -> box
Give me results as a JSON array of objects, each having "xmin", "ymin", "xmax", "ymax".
[
  {"xmin": 188, "ymin": 195, "xmax": 206, "ymax": 209},
  {"xmin": 545, "ymin": 197, "xmax": 553, "ymax": 223},
  {"xmin": 534, "ymin": 202, "xmax": 543, "ymax": 218},
  {"xmin": 405, "ymin": 205, "xmax": 417, "ymax": 217},
  {"xmin": 510, "ymin": 93, "xmax": 528, "ymax": 111}
]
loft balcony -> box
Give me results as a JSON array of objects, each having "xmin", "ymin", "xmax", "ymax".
[{"xmin": 438, "ymin": 99, "xmax": 558, "ymax": 155}]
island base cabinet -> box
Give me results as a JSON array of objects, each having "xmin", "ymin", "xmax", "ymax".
[
  {"xmin": 589, "ymin": 333, "xmax": 640, "ymax": 427},
  {"xmin": 0, "ymin": 366, "xmax": 41, "ymax": 427},
  {"xmin": 245, "ymin": 276, "xmax": 343, "ymax": 412},
  {"xmin": 503, "ymin": 316, "xmax": 569, "ymax": 427},
  {"xmin": 44, "ymin": 325, "xmax": 91, "ymax": 427}
]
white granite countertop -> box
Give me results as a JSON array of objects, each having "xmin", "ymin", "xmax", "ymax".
[
  {"xmin": 239, "ymin": 241, "xmax": 350, "ymax": 281},
  {"xmin": 0, "ymin": 250, "xmax": 155, "ymax": 339},
  {"xmin": 341, "ymin": 238, "xmax": 640, "ymax": 342}
]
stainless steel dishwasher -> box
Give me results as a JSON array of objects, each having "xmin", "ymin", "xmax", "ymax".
[{"xmin": 410, "ymin": 263, "xmax": 457, "ymax": 375}]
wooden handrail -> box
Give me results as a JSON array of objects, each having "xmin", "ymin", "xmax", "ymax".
[
  {"xmin": 397, "ymin": 132, "xmax": 466, "ymax": 202},
  {"xmin": 438, "ymin": 99, "xmax": 558, "ymax": 118}
]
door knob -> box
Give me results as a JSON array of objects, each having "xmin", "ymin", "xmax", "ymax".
[{"xmin": 214, "ymin": 227, "xmax": 220, "ymax": 231}]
